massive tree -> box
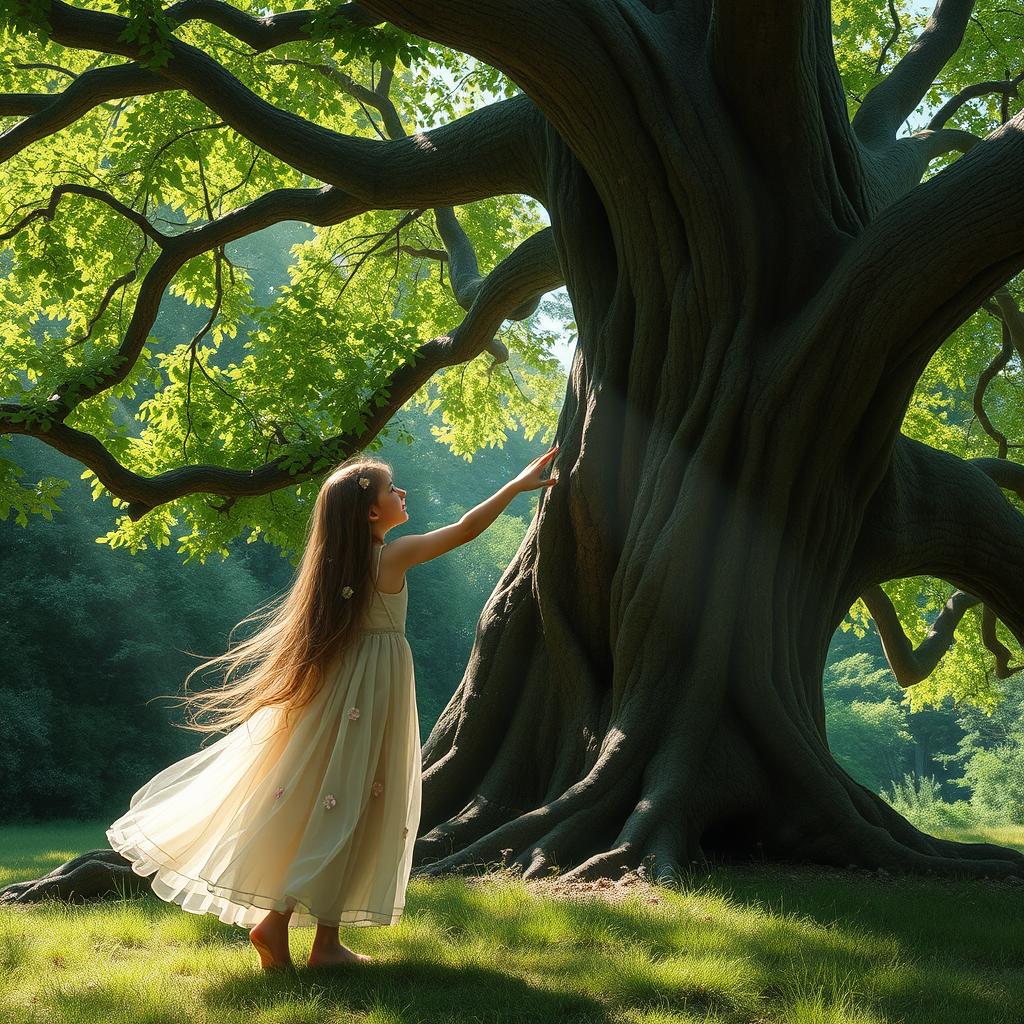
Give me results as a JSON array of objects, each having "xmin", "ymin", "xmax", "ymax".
[{"xmin": 2, "ymin": 0, "xmax": 1024, "ymax": 909}]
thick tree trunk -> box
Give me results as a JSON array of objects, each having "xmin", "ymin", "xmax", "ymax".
[
  {"xmin": 410, "ymin": 333, "xmax": 1024, "ymax": 880},
  {"xmin": 407, "ymin": 125, "xmax": 1024, "ymax": 884}
]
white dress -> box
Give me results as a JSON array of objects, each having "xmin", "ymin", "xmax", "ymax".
[{"xmin": 106, "ymin": 542, "xmax": 421, "ymax": 929}]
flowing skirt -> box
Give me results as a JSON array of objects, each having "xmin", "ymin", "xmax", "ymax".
[{"xmin": 106, "ymin": 633, "xmax": 421, "ymax": 928}]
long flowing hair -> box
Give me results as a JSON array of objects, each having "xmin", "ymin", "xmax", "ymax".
[{"xmin": 159, "ymin": 454, "xmax": 393, "ymax": 743}]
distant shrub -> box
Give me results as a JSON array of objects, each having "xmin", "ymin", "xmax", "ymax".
[
  {"xmin": 883, "ymin": 774, "xmax": 975, "ymax": 832},
  {"xmin": 958, "ymin": 744, "xmax": 1024, "ymax": 825}
]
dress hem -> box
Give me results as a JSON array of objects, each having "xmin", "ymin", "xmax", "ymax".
[{"xmin": 106, "ymin": 819, "xmax": 404, "ymax": 929}]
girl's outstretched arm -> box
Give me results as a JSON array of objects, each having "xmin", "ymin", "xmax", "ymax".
[{"xmin": 388, "ymin": 444, "xmax": 559, "ymax": 571}]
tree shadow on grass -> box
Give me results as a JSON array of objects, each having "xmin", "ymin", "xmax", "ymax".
[
  {"xmin": 6, "ymin": 859, "xmax": 1024, "ymax": 1024},
  {"xmin": 206, "ymin": 961, "xmax": 610, "ymax": 1024}
]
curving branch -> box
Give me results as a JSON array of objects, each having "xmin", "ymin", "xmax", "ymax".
[
  {"xmin": 982, "ymin": 603, "xmax": 1020, "ymax": 679},
  {"xmin": 988, "ymin": 286, "xmax": 1024, "ymax": 364},
  {"xmin": 0, "ymin": 63, "xmax": 174, "ymax": 162},
  {"xmin": 2, "ymin": 185, "xmax": 366, "ymax": 418},
  {"xmin": 926, "ymin": 70, "xmax": 1024, "ymax": 131},
  {"xmin": 431, "ymin": 207, "xmax": 543, "ymax": 322},
  {"xmin": 972, "ymin": 311, "xmax": 1017, "ymax": 459},
  {"xmin": 903, "ymin": 125, "xmax": 982, "ymax": 162},
  {"xmin": 822, "ymin": 101, "xmax": 1024, "ymax": 412},
  {"xmin": 163, "ymin": 0, "xmax": 381, "ymax": 48},
  {"xmin": 862, "ymin": 583, "xmax": 983, "ymax": 687},
  {"xmin": 308, "ymin": 54, "xmax": 554, "ymax": 347},
  {"xmin": 857, "ymin": 127, "xmax": 983, "ymax": 208},
  {"xmin": 262, "ymin": 56, "xmax": 405, "ymax": 140},
  {"xmin": 970, "ymin": 455, "xmax": 1024, "ymax": 501},
  {"xmin": 853, "ymin": 0, "xmax": 976, "ymax": 146},
  {"xmin": 36, "ymin": 0, "xmax": 547, "ymax": 206},
  {"xmin": 863, "ymin": 583, "xmax": 1021, "ymax": 686},
  {"xmin": 0, "ymin": 226, "xmax": 562, "ymax": 520},
  {"xmin": 875, "ymin": 0, "xmax": 903, "ymax": 75},
  {"xmin": 850, "ymin": 436, "xmax": 1024, "ymax": 663},
  {"xmin": 0, "ymin": 182, "xmax": 168, "ymax": 242}
]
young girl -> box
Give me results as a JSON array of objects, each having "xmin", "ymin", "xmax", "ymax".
[{"xmin": 106, "ymin": 443, "xmax": 560, "ymax": 971}]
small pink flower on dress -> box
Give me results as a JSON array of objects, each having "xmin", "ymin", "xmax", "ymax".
[
  {"xmin": 402, "ymin": 826, "xmax": 409, "ymax": 839},
  {"xmin": 348, "ymin": 707, "xmax": 360, "ymax": 720},
  {"xmin": 323, "ymin": 793, "xmax": 337, "ymax": 810},
  {"xmin": 371, "ymin": 781, "xmax": 384, "ymax": 797},
  {"xmin": 341, "ymin": 586, "xmax": 354, "ymax": 600},
  {"xmin": 273, "ymin": 787, "xmax": 284, "ymax": 800}
]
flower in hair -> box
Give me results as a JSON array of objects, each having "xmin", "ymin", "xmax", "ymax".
[
  {"xmin": 341, "ymin": 586, "xmax": 354, "ymax": 599},
  {"xmin": 358, "ymin": 476, "xmax": 370, "ymax": 489}
]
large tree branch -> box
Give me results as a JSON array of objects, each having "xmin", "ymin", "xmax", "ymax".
[
  {"xmin": 708, "ymin": 1, "xmax": 862, "ymax": 221},
  {"xmin": 32, "ymin": 0, "xmax": 547, "ymax": 205},
  {"xmin": 904, "ymin": 126, "xmax": 982, "ymax": 161},
  {"xmin": 0, "ymin": 63, "xmax": 173, "ymax": 162},
  {"xmin": 848, "ymin": 435, "xmax": 1024, "ymax": 659},
  {"xmin": 0, "ymin": 226, "xmax": 562, "ymax": 520},
  {"xmin": 356, "ymin": 0, "xmax": 555, "ymax": 70},
  {"xmin": 863, "ymin": 584, "xmax": 975, "ymax": 687},
  {"xmin": 853, "ymin": 127, "xmax": 983, "ymax": 213},
  {"xmin": 862, "ymin": 584, "xmax": 1020, "ymax": 686},
  {"xmin": 164, "ymin": 0, "xmax": 381, "ymax": 48},
  {"xmin": 310, "ymin": 55, "xmax": 553, "ymax": 341},
  {"xmin": 853, "ymin": 0, "xmax": 976, "ymax": 146},
  {"xmin": 970, "ymin": 456, "xmax": 1024, "ymax": 501},
  {"xmin": 823, "ymin": 105, "xmax": 1024, "ymax": 420}
]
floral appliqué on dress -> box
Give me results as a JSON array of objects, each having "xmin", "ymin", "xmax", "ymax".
[
  {"xmin": 273, "ymin": 787, "xmax": 284, "ymax": 800},
  {"xmin": 323, "ymin": 794, "xmax": 337, "ymax": 810},
  {"xmin": 371, "ymin": 781, "xmax": 384, "ymax": 797},
  {"xmin": 348, "ymin": 707, "xmax": 360, "ymax": 720}
]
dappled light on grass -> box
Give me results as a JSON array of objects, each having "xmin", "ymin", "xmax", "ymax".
[{"xmin": 2, "ymin": 822, "xmax": 1023, "ymax": 1022}]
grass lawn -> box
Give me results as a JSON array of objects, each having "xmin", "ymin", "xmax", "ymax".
[{"xmin": 2, "ymin": 819, "xmax": 1023, "ymax": 1023}]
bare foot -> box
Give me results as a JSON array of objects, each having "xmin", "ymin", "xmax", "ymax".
[
  {"xmin": 306, "ymin": 943, "xmax": 373, "ymax": 968},
  {"xmin": 249, "ymin": 921, "xmax": 294, "ymax": 971}
]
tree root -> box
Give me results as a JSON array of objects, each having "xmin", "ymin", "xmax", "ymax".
[{"xmin": 0, "ymin": 849, "xmax": 147, "ymax": 907}]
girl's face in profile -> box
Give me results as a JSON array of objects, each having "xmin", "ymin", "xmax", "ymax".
[{"xmin": 376, "ymin": 473, "xmax": 408, "ymax": 530}]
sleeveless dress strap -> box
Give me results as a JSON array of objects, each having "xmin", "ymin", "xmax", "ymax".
[{"xmin": 373, "ymin": 543, "xmax": 400, "ymax": 631}]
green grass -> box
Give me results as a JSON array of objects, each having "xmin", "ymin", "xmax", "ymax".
[{"xmin": 2, "ymin": 820, "xmax": 1023, "ymax": 1023}]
